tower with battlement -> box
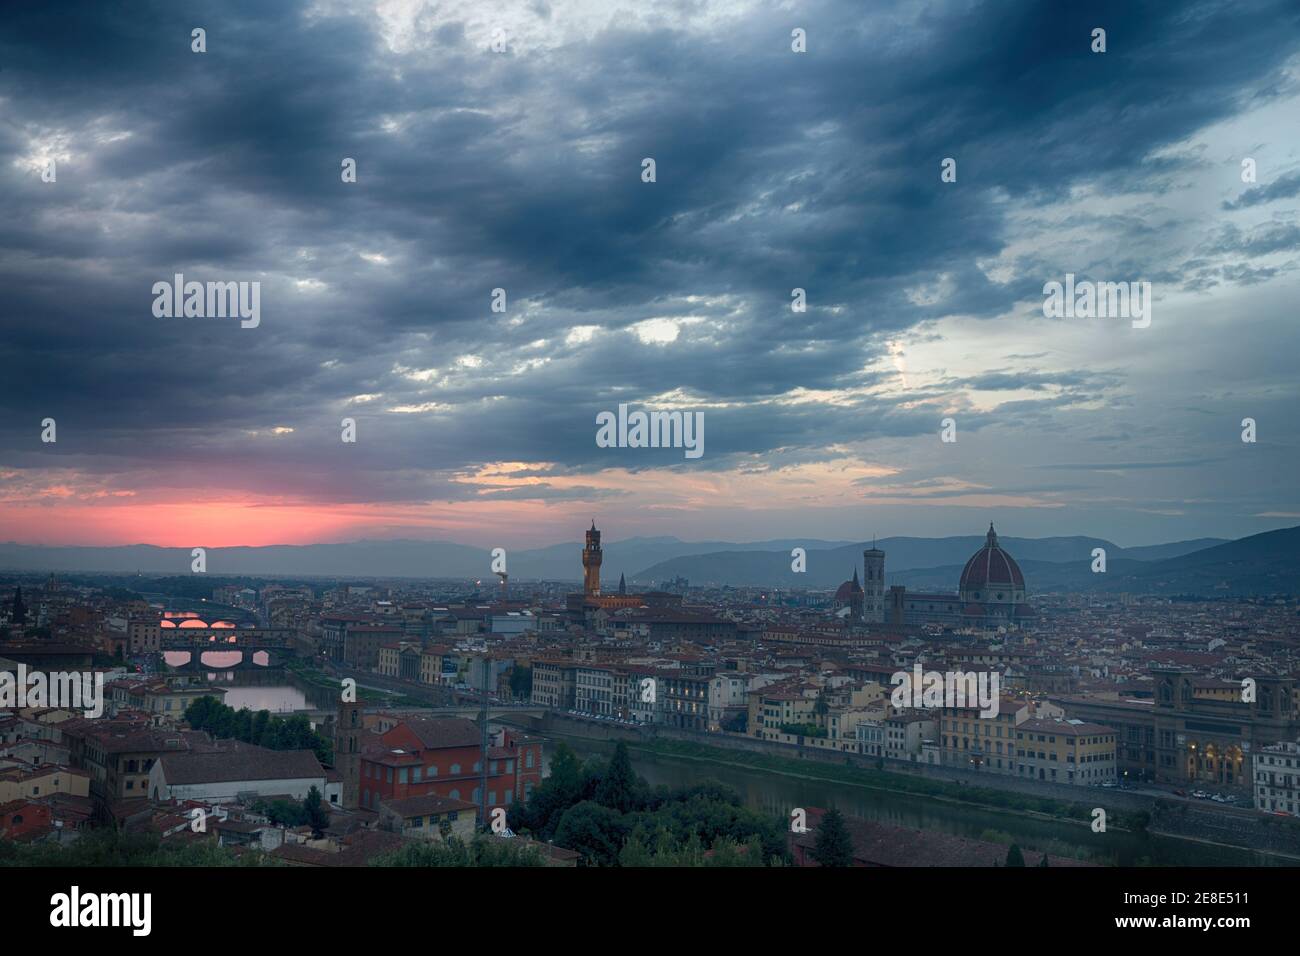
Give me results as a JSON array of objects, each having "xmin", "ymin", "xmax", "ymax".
[{"xmin": 582, "ymin": 521, "xmax": 603, "ymax": 596}]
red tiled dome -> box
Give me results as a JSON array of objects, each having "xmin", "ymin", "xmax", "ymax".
[
  {"xmin": 834, "ymin": 575, "xmax": 862, "ymax": 603},
  {"xmin": 959, "ymin": 524, "xmax": 1024, "ymax": 591}
]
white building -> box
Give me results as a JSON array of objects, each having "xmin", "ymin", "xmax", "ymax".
[
  {"xmin": 857, "ymin": 719, "xmax": 884, "ymax": 758},
  {"xmin": 1255, "ymin": 740, "xmax": 1300, "ymax": 815},
  {"xmin": 148, "ymin": 747, "xmax": 330, "ymax": 805},
  {"xmin": 883, "ymin": 712, "xmax": 936, "ymax": 762},
  {"xmin": 574, "ymin": 664, "xmax": 616, "ymax": 716},
  {"xmin": 708, "ymin": 672, "xmax": 775, "ymax": 731}
]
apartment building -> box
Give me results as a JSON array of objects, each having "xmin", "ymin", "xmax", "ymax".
[
  {"xmin": 1015, "ymin": 718, "xmax": 1117, "ymax": 786},
  {"xmin": 1255, "ymin": 739, "xmax": 1300, "ymax": 815}
]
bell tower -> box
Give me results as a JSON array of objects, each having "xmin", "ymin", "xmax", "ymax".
[
  {"xmin": 335, "ymin": 699, "xmax": 363, "ymax": 808},
  {"xmin": 582, "ymin": 521, "xmax": 603, "ymax": 596},
  {"xmin": 863, "ymin": 540, "xmax": 885, "ymax": 623}
]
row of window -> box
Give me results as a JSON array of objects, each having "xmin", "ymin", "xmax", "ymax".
[
  {"xmin": 1020, "ymin": 751, "xmax": 1112, "ymax": 764},
  {"xmin": 364, "ymin": 752, "xmax": 536, "ymax": 783},
  {"xmin": 408, "ymin": 810, "xmax": 460, "ymax": 827},
  {"xmin": 365, "ymin": 761, "xmax": 472, "ymax": 781},
  {"xmin": 1256, "ymin": 773, "xmax": 1300, "ymax": 786},
  {"xmin": 945, "ymin": 721, "xmax": 1010, "ymax": 736},
  {"xmin": 1017, "ymin": 733, "xmax": 1112, "ymax": 745},
  {"xmin": 1259, "ymin": 755, "xmax": 1299, "ymax": 768}
]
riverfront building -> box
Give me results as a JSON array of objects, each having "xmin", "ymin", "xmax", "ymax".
[
  {"xmin": 1254, "ymin": 740, "xmax": 1300, "ymax": 815},
  {"xmin": 1051, "ymin": 668, "xmax": 1299, "ymax": 788},
  {"xmin": 1015, "ymin": 718, "xmax": 1118, "ymax": 786}
]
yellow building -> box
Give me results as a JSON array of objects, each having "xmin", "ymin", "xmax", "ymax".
[
  {"xmin": 938, "ymin": 698, "xmax": 1036, "ymax": 774},
  {"xmin": 1015, "ymin": 717, "xmax": 1117, "ymax": 786},
  {"xmin": 749, "ymin": 685, "xmax": 819, "ymax": 740},
  {"xmin": 0, "ymin": 764, "xmax": 91, "ymax": 802}
]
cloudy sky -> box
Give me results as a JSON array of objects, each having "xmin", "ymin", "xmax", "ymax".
[{"xmin": 2, "ymin": 0, "xmax": 1299, "ymax": 550}]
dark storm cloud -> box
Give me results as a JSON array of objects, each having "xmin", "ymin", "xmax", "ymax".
[
  {"xmin": 1223, "ymin": 170, "xmax": 1300, "ymax": 209},
  {"xmin": 0, "ymin": 0, "xmax": 1297, "ymax": 507}
]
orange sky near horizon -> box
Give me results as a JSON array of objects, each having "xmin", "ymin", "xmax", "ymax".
[
  {"xmin": 0, "ymin": 499, "xmax": 571, "ymax": 548},
  {"xmin": 0, "ymin": 453, "xmax": 1065, "ymax": 548}
]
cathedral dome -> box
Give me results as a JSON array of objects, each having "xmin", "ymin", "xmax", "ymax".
[
  {"xmin": 959, "ymin": 524, "xmax": 1024, "ymax": 597},
  {"xmin": 833, "ymin": 575, "xmax": 862, "ymax": 604}
]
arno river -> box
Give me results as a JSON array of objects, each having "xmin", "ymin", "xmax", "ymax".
[{"xmin": 549, "ymin": 734, "xmax": 1290, "ymax": 867}]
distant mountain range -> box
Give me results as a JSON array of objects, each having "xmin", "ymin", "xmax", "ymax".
[
  {"xmin": 629, "ymin": 535, "xmax": 1228, "ymax": 588},
  {"xmin": 0, "ymin": 536, "xmax": 855, "ymax": 582},
  {"xmin": 2, "ymin": 527, "xmax": 1297, "ymax": 597}
]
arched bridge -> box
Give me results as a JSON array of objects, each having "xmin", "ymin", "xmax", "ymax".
[{"xmin": 162, "ymin": 642, "xmax": 294, "ymax": 671}]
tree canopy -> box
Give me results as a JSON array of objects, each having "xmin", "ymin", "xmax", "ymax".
[
  {"xmin": 508, "ymin": 742, "xmax": 788, "ymax": 867},
  {"xmin": 184, "ymin": 697, "xmax": 333, "ymax": 765}
]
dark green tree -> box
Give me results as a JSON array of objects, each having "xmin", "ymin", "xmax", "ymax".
[
  {"xmin": 813, "ymin": 687, "xmax": 829, "ymax": 718},
  {"xmin": 1006, "ymin": 843, "xmax": 1026, "ymax": 867},
  {"xmin": 508, "ymin": 665, "xmax": 532, "ymax": 701},
  {"xmin": 508, "ymin": 741, "xmax": 588, "ymax": 838},
  {"xmin": 810, "ymin": 808, "xmax": 855, "ymax": 867},
  {"xmin": 233, "ymin": 709, "xmax": 253, "ymax": 743},
  {"xmin": 250, "ymin": 709, "xmax": 271, "ymax": 746},
  {"xmin": 593, "ymin": 741, "xmax": 639, "ymax": 813},
  {"xmin": 552, "ymin": 801, "xmax": 627, "ymax": 867},
  {"xmin": 252, "ymin": 798, "xmax": 309, "ymax": 827},
  {"xmin": 304, "ymin": 786, "xmax": 329, "ymax": 838},
  {"xmin": 372, "ymin": 835, "xmax": 545, "ymax": 867}
]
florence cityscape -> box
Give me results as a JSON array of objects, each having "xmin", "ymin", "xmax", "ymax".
[{"xmin": 2, "ymin": 0, "xmax": 1298, "ymax": 937}]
